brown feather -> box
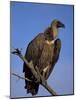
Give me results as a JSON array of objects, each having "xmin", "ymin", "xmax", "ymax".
[{"xmin": 23, "ymin": 27, "xmax": 61, "ymax": 95}]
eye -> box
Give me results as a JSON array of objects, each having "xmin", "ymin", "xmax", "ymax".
[
  {"xmin": 56, "ymin": 22, "xmax": 59, "ymax": 27},
  {"xmin": 56, "ymin": 21, "xmax": 62, "ymax": 28}
]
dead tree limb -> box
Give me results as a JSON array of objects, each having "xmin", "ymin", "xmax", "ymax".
[
  {"xmin": 11, "ymin": 48, "xmax": 57, "ymax": 96},
  {"xmin": 12, "ymin": 72, "xmax": 32, "ymax": 82}
]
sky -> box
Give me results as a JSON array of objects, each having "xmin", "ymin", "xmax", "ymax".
[{"xmin": 10, "ymin": 1, "xmax": 74, "ymax": 98}]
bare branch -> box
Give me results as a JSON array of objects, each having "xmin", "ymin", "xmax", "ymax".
[
  {"xmin": 11, "ymin": 48, "xmax": 57, "ymax": 96},
  {"xmin": 12, "ymin": 72, "xmax": 32, "ymax": 82},
  {"xmin": 35, "ymin": 66, "xmax": 57, "ymax": 95}
]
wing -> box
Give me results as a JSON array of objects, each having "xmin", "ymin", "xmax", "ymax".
[
  {"xmin": 23, "ymin": 33, "xmax": 45, "ymax": 95},
  {"xmin": 36, "ymin": 38, "xmax": 61, "ymax": 80},
  {"xmin": 52, "ymin": 39, "xmax": 61, "ymax": 66},
  {"xmin": 23, "ymin": 33, "xmax": 45, "ymax": 73},
  {"xmin": 47, "ymin": 38, "xmax": 61, "ymax": 79}
]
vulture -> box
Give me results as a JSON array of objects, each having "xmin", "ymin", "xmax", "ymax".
[{"xmin": 23, "ymin": 19, "xmax": 65, "ymax": 95}]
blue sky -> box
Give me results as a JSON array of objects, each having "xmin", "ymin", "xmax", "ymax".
[{"xmin": 10, "ymin": 1, "xmax": 74, "ymax": 98}]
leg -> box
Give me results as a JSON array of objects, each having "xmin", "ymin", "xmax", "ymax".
[{"xmin": 42, "ymin": 66, "xmax": 49, "ymax": 80}]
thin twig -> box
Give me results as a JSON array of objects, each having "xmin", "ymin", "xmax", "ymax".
[{"xmin": 12, "ymin": 72, "xmax": 32, "ymax": 82}]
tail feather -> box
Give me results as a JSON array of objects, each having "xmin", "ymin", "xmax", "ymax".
[{"xmin": 25, "ymin": 81, "xmax": 39, "ymax": 95}]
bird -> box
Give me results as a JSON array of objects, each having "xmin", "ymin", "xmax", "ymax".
[{"xmin": 23, "ymin": 19, "xmax": 65, "ymax": 95}]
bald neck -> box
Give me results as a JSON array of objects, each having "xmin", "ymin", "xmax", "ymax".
[
  {"xmin": 44, "ymin": 26, "xmax": 58, "ymax": 41},
  {"xmin": 51, "ymin": 25, "xmax": 58, "ymax": 39}
]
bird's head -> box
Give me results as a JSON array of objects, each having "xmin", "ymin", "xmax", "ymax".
[
  {"xmin": 50, "ymin": 19, "xmax": 65, "ymax": 39},
  {"xmin": 51, "ymin": 19, "xmax": 65, "ymax": 29}
]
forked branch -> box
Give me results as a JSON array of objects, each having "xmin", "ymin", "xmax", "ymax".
[{"xmin": 11, "ymin": 48, "xmax": 57, "ymax": 96}]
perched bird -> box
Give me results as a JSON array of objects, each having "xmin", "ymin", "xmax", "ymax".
[{"xmin": 23, "ymin": 19, "xmax": 65, "ymax": 95}]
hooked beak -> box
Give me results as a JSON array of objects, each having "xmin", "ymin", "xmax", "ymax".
[{"xmin": 57, "ymin": 21, "xmax": 65, "ymax": 28}]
